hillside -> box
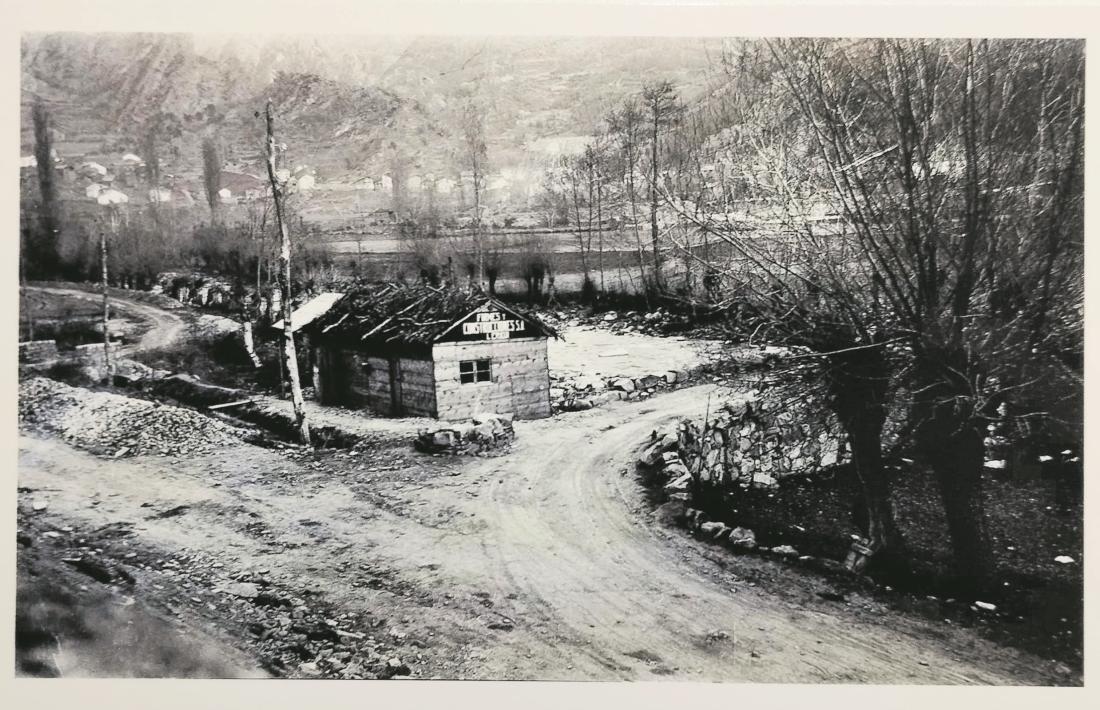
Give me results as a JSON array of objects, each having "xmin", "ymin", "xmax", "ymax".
[{"xmin": 21, "ymin": 34, "xmax": 724, "ymax": 185}]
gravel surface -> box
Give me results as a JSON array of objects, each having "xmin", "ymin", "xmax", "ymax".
[{"xmin": 19, "ymin": 377, "xmax": 249, "ymax": 458}]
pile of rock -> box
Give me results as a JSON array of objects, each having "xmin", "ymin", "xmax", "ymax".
[
  {"xmin": 655, "ymin": 499, "xmax": 762, "ymax": 553},
  {"xmin": 113, "ymin": 358, "xmax": 172, "ymax": 385},
  {"xmin": 19, "ymin": 376, "xmax": 249, "ymax": 458},
  {"xmin": 539, "ymin": 306, "xmax": 683, "ymax": 338},
  {"xmin": 415, "ymin": 412, "xmax": 515, "ymax": 455},
  {"xmin": 551, "ymin": 369, "xmax": 692, "ymax": 412},
  {"xmin": 18, "ymin": 506, "xmax": 422, "ymax": 680}
]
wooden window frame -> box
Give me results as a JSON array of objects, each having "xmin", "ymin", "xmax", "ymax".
[{"xmin": 459, "ymin": 358, "xmax": 492, "ymax": 384}]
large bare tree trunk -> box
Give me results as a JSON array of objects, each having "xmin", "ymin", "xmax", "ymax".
[
  {"xmin": 914, "ymin": 367, "xmax": 992, "ymax": 593},
  {"xmin": 929, "ymin": 418, "xmax": 990, "ymax": 593},
  {"xmin": 828, "ymin": 349, "xmax": 905, "ymax": 571},
  {"xmin": 911, "ymin": 342, "xmax": 992, "ymax": 593},
  {"xmin": 265, "ymin": 101, "xmax": 311, "ymax": 446}
]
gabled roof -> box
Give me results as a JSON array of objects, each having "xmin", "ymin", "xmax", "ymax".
[{"xmin": 304, "ymin": 283, "xmax": 557, "ymax": 350}]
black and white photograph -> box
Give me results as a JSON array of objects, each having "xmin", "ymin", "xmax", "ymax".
[{"xmin": 9, "ymin": 0, "xmax": 1091, "ymax": 695}]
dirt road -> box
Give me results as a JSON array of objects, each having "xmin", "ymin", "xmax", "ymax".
[
  {"xmin": 17, "ymin": 382, "xmax": 1062, "ymax": 683},
  {"xmin": 23, "ymin": 285, "xmax": 188, "ymax": 354},
  {"xmin": 455, "ymin": 387, "xmax": 1061, "ymax": 682}
]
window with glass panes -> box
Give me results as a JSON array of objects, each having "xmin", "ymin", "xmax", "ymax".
[{"xmin": 459, "ymin": 358, "xmax": 492, "ymax": 384}]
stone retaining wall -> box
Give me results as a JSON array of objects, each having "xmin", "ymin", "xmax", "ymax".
[{"xmin": 639, "ymin": 392, "xmax": 848, "ymax": 492}]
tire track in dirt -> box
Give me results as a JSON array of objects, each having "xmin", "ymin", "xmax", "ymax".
[{"xmin": 471, "ymin": 385, "xmax": 1053, "ymax": 684}]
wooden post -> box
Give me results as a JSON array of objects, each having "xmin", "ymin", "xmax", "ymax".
[
  {"xmin": 264, "ymin": 100, "xmax": 311, "ymax": 446},
  {"xmin": 100, "ymin": 209, "xmax": 115, "ymax": 383}
]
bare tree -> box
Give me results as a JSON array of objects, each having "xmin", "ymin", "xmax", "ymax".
[
  {"xmin": 30, "ymin": 99, "xmax": 60, "ymax": 277},
  {"xmin": 459, "ymin": 95, "xmax": 489, "ymax": 289},
  {"xmin": 556, "ymin": 154, "xmax": 594, "ymax": 294},
  {"xmin": 518, "ymin": 232, "xmax": 553, "ymax": 304},
  {"xmin": 202, "ymin": 137, "xmax": 222, "ymax": 221},
  {"xmin": 766, "ymin": 38, "xmax": 1083, "ymax": 590},
  {"xmin": 583, "ymin": 138, "xmax": 611, "ymax": 293},
  {"xmin": 483, "ymin": 229, "xmax": 507, "ymax": 296},
  {"xmin": 641, "ymin": 81, "xmax": 682, "ymax": 291},
  {"xmin": 673, "ymin": 38, "xmax": 1083, "ymax": 589},
  {"xmin": 264, "ymin": 101, "xmax": 311, "ymax": 446},
  {"xmin": 608, "ymin": 99, "xmax": 651, "ymax": 297}
]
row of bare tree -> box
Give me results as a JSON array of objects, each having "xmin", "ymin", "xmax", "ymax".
[{"xmin": 632, "ymin": 38, "xmax": 1082, "ymax": 592}]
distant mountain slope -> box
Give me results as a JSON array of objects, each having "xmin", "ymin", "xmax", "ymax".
[
  {"xmin": 21, "ymin": 35, "xmax": 445, "ymax": 183},
  {"xmin": 226, "ymin": 72, "xmax": 447, "ymax": 177},
  {"xmin": 20, "ymin": 33, "xmax": 724, "ymax": 191},
  {"xmin": 22, "ymin": 33, "xmax": 253, "ymax": 141}
]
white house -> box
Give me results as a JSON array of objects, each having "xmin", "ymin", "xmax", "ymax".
[
  {"xmin": 20, "ymin": 155, "xmax": 37, "ymax": 169},
  {"xmin": 218, "ymin": 187, "xmax": 233, "ymax": 204},
  {"xmin": 381, "ymin": 174, "xmax": 393, "ymax": 193},
  {"xmin": 148, "ymin": 187, "xmax": 173, "ymax": 203},
  {"xmin": 85, "ymin": 183, "xmax": 104, "ymax": 199},
  {"xmin": 436, "ymin": 177, "xmax": 456, "ymax": 195}
]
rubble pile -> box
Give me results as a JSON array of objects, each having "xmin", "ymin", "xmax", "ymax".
[
  {"xmin": 550, "ymin": 369, "xmax": 694, "ymax": 412},
  {"xmin": 654, "ymin": 499, "xmax": 762, "ymax": 553},
  {"xmin": 17, "ymin": 509, "xmax": 423, "ymax": 679},
  {"xmin": 539, "ymin": 306, "xmax": 686, "ymax": 338},
  {"xmin": 19, "ymin": 377, "xmax": 249, "ymax": 457},
  {"xmin": 415, "ymin": 412, "xmax": 515, "ymax": 455}
]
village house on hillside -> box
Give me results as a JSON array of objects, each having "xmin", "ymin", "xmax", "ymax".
[
  {"xmin": 219, "ymin": 170, "xmax": 268, "ymax": 202},
  {"xmin": 303, "ymin": 284, "xmax": 557, "ymax": 421}
]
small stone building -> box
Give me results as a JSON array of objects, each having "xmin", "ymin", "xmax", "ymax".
[{"xmin": 304, "ymin": 284, "xmax": 557, "ymax": 420}]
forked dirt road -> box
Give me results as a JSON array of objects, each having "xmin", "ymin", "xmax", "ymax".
[
  {"xmin": 17, "ymin": 385, "xmax": 1059, "ymax": 683},
  {"xmin": 22, "ymin": 284, "xmax": 188, "ymax": 354}
]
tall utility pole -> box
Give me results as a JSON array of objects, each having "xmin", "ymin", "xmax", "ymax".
[
  {"xmin": 100, "ymin": 220, "xmax": 112, "ymax": 382},
  {"xmin": 264, "ymin": 100, "xmax": 311, "ymax": 446},
  {"xmin": 95, "ymin": 190, "xmax": 127, "ymax": 383}
]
